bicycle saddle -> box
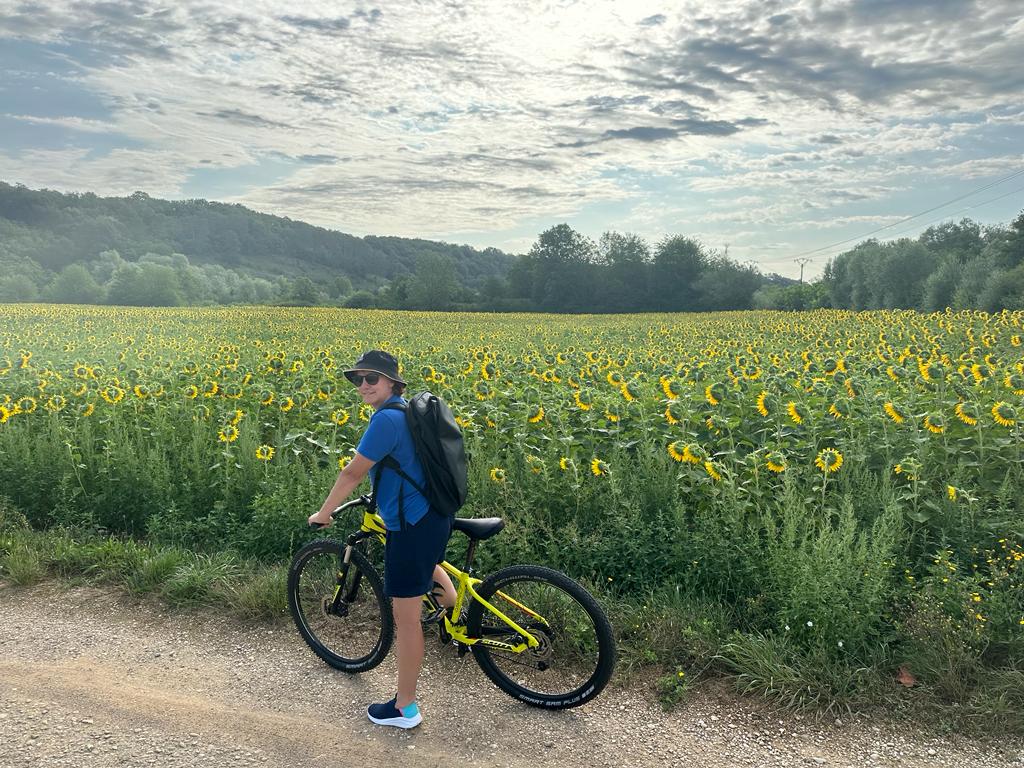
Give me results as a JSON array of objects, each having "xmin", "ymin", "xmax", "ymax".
[{"xmin": 452, "ymin": 517, "xmax": 504, "ymax": 540}]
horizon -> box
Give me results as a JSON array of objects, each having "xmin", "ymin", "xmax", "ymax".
[{"xmin": 2, "ymin": 1, "xmax": 1023, "ymax": 279}]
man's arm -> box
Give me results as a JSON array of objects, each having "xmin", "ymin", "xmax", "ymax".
[{"xmin": 308, "ymin": 452, "xmax": 376, "ymax": 526}]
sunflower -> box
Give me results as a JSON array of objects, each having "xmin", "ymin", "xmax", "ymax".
[
  {"xmin": 680, "ymin": 443, "xmax": 704, "ymax": 464},
  {"xmin": 527, "ymin": 405, "xmax": 545, "ymax": 423},
  {"xmin": 558, "ymin": 457, "xmax": 572, "ymax": 471},
  {"xmin": 828, "ymin": 401, "xmax": 851, "ymax": 420},
  {"xmin": 814, "ymin": 448, "xmax": 843, "ymax": 473},
  {"xmin": 79, "ymin": 402, "xmax": 95, "ymax": 418},
  {"xmin": 259, "ymin": 390, "xmax": 275, "ymax": 406},
  {"xmin": 664, "ymin": 401, "xmax": 684, "ymax": 425},
  {"xmin": 481, "ymin": 361, "xmax": 497, "ymax": 380},
  {"xmin": 604, "ymin": 409, "xmax": 620, "ymax": 423},
  {"xmin": 255, "ymin": 445, "xmax": 275, "ymax": 461},
  {"xmin": 786, "ymin": 401, "xmax": 806, "ymax": 425},
  {"xmin": 45, "ymin": 395, "xmax": 66, "ymax": 412},
  {"xmin": 0, "ymin": 405, "xmax": 10, "ymax": 424},
  {"xmin": 954, "ymin": 402, "xmax": 979, "ymax": 426},
  {"xmin": 474, "ymin": 380, "xmax": 493, "ymax": 401},
  {"xmin": 202, "ymin": 380, "xmax": 219, "ymax": 397},
  {"xmin": 893, "ymin": 460, "xmax": 919, "ymax": 481},
  {"xmin": 338, "ymin": 455, "xmax": 351, "ymax": 470},
  {"xmin": 1005, "ymin": 373, "xmax": 1024, "ymax": 396},
  {"xmin": 755, "ymin": 391, "xmax": 770, "ymax": 417},
  {"xmin": 330, "ymin": 409, "xmax": 350, "ymax": 426},
  {"xmin": 606, "ymin": 371, "xmax": 624, "ymax": 387},
  {"xmin": 559, "ymin": 383, "xmax": 589, "ymax": 409},
  {"xmin": 947, "ymin": 485, "xmax": 957, "ymax": 501},
  {"xmin": 765, "ymin": 451, "xmax": 787, "ymax": 473},
  {"xmin": 590, "ymin": 458, "xmax": 610, "ymax": 477},
  {"xmin": 660, "ymin": 376, "xmax": 681, "ymax": 399},
  {"xmin": 73, "ymin": 363, "xmax": 92, "ymax": 379},
  {"xmin": 923, "ymin": 413, "xmax": 945, "ymax": 434},
  {"xmin": 183, "ymin": 384, "xmax": 200, "ymax": 399},
  {"xmin": 230, "ymin": 409, "xmax": 245, "ymax": 426},
  {"xmin": 705, "ymin": 383, "xmax": 725, "ymax": 407},
  {"xmin": 279, "ymin": 396, "xmax": 295, "ymax": 413},
  {"xmin": 883, "ymin": 402, "xmax": 906, "ymax": 424},
  {"xmin": 489, "ymin": 467, "xmax": 506, "ymax": 483},
  {"xmin": 667, "ymin": 441, "xmax": 687, "ymax": 463},
  {"xmin": 525, "ymin": 455, "xmax": 544, "ymax": 474},
  {"xmin": 992, "ymin": 402, "xmax": 1017, "ymax": 427},
  {"xmin": 101, "ymin": 387, "xmax": 124, "ymax": 405},
  {"xmin": 218, "ymin": 424, "xmax": 239, "ymax": 443},
  {"xmin": 703, "ymin": 460, "xmax": 722, "ymax": 481},
  {"xmin": 72, "ymin": 382, "xmax": 88, "ymax": 397},
  {"xmin": 621, "ymin": 379, "xmax": 642, "ymax": 402},
  {"xmin": 223, "ymin": 383, "xmax": 244, "ymax": 400}
]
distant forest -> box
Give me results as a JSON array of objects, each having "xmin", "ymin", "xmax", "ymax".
[{"xmin": 0, "ymin": 182, "xmax": 1021, "ymax": 312}]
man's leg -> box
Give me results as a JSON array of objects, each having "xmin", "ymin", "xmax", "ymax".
[
  {"xmin": 431, "ymin": 565, "xmax": 457, "ymax": 608},
  {"xmin": 392, "ymin": 596, "xmax": 424, "ymax": 709}
]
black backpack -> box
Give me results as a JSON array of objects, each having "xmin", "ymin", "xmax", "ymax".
[{"xmin": 372, "ymin": 392, "xmax": 468, "ymax": 528}]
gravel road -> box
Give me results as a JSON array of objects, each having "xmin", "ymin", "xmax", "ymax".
[{"xmin": 0, "ymin": 582, "xmax": 1021, "ymax": 768}]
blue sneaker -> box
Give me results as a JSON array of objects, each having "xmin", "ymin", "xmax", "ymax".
[{"xmin": 367, "ymin": 697, "xmax": 422, "ymax": 729}]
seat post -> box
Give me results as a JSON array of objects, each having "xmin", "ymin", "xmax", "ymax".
[{"xmin": 463, "ymin": 539, "xmax": 478, "ymax": 573}]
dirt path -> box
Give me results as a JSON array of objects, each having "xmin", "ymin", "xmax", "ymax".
[{"xmin": 0, "ymin": 583, "xmax": 1020, "ymax": 768}]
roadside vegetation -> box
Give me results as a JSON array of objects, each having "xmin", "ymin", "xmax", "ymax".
[{"xmin": 0, "ymin": 305, "xmax": 1022, "ymax": 734}]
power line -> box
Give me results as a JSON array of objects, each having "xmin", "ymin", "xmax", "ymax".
[
  {"xmin": 872, "ymin": 181, "xmax": 1024, "ymax": 242},
  {"xmin": 783, "ymin": 166, "xmax": 1024, "ymax": 261}
]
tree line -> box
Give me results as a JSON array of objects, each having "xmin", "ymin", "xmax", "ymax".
[{"xmin": 3, "ymin": 181, "xmax": 1021, "ymax": 313}]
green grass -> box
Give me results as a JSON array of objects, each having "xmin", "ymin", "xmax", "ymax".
[{"xmin": 1, "ymin": 525, "xmax": 1021, "ymax": 737}]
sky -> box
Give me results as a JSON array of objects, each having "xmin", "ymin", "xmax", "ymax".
[{"xmin": 1, "ymin": 1, "xmax": 1023, "ymax": 279}]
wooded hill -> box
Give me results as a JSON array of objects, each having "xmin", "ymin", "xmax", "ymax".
[{"xmin": 0, "ymin": 181, "xmax": 512, "ymax": 302}]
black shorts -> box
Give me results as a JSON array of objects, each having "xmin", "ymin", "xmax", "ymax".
[{"xmin": 383, "ymin": 510, "xmax": 452, "ymax": 599}]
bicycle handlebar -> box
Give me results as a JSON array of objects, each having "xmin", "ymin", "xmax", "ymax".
[{"xmin": 307, "ymin": 494, "xmax": 373, "ymax": 529}]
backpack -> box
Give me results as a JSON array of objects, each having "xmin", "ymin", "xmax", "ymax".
[{"xmin": 372, "ymin": 391, "xmax": 468, "ymax": 528}]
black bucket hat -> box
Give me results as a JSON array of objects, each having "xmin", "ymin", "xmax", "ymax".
[{"xmin": 344, "ymin": 349, "xmax": 406, "ymax": 385}]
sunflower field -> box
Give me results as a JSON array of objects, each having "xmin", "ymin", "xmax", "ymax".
[{"xmin": 1, "ymin": 303, "xmax": 1022, "ymax": 714}]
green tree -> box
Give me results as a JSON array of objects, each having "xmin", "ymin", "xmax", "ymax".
[
  {"xmin": 0, "ymin": 274, "xmax": 39, "ymax": 302},
  {"xmin": 106, "ymin": 263, "xmax": 183, "ymax": 306},
  {"xmin": 527, "ymin": 224, "xmax": 598, "ymax": 311},
  {"xmin": 651, "ymin": 236, "xmax": 708, "ymax": 310},
  {"xmin": 44, "ymin": 264, "xmax": 105, "ymax": 304},
  {"xmin": 408, "ymin": 254, "xmax": 458, "ymax": 310}
]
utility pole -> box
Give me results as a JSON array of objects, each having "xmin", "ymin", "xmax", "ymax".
[{"xmin": 794, "ymin": 258, "xmax": 811, "ymax": 284}]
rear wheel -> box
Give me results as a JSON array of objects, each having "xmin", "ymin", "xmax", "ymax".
[
  {"xmin": 287, "ymin": 540, "xmax": 392, "ymax": 672},
  {"xmin": 466, "ymin": 564, "xmax": 615, "ymax": 709}
]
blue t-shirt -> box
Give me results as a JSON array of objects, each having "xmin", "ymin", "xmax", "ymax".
[{"xmin": 356, "ymin": 395, "xmax": 430, "ymax": 531}]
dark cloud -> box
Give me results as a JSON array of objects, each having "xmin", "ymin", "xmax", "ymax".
[
  {"xmin": 198, "ymin": 109, "xmax": 292, "ymax": 129},
  {"xmin": 298, "ymin": 154, "xmax": 342, "ymax": 164},
  {"xmin": 814, "ymin": 134, "xmax": 843, "ymax": 145},
  {"xmin": 278, "ymin": 15, "xmax": 351, "ymax": 33},
  {"xmin": 639, "ymin": 14, "xmax": 666, "ymax": 26},
  {"xmin": 558, "ymin": 117, "xmax": 761, "ymax": 148}
]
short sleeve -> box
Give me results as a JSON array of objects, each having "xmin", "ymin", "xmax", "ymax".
[{"xmin": 356, "ymin": 412, "xmax": 400, "ymax": 462}]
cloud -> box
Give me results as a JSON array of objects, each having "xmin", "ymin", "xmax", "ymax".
[{"xmin": 0, "ymin": 0, "xmax": 1021, "ymax": 271}]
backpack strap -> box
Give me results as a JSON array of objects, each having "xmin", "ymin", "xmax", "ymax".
[{"xmin": 370, "ymin": 402, "xmax": 428, "ymax": 530}]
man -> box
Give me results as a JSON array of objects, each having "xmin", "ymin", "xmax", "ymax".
[{"xmin": 308, "ymin": 349, "xmax": 456, "ymax": 728}]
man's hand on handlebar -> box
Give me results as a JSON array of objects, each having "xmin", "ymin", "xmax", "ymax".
[{"xmin": 308, "ymin": 509, "xmax": 334, "ymax": 528}]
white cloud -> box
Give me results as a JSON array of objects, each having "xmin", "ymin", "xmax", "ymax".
[{"xmin": 0, "ymin": 0, "xmax": 1021, "ymax": 261}]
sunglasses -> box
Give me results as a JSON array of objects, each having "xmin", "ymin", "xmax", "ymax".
[{"xmin": 347, "ymin": 372, "xmax": 382, "ymax": 386}]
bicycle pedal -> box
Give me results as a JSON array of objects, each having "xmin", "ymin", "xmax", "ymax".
[{"xmin": 421, "ymin": 606, "xmax": 446, "ymax": 625}]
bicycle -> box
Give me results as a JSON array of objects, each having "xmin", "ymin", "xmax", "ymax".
[{"xmin": 287, "ymin": 494, "xmax": 616, "ymax": 709}]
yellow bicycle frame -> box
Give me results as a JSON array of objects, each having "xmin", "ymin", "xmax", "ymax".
[{"xmin": 357, "ymin": 509, "xmax": 547, "ymax": 652}]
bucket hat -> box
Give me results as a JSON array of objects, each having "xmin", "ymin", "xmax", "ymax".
[{"xmin": 344, "ymin": 349, "xmax": 406, "ymax": 385}]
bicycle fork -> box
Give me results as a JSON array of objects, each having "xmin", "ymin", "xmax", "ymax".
[{"xmin": 326, "ymin": 538, "xmax": 367, "ymax": 617}]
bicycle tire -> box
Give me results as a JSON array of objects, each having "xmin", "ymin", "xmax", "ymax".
[
  {"xmin": 466, "ymin": 564, "xmax": 615, "ymax": 709},
  {"xmin": 287, "ymin": 539, "xmax": 393, "ymax": 672}
]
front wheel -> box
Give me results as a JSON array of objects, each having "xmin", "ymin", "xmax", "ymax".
[
  {"xmin": 466, "ymin": 565, "xmax": 615, "ymax": 709},
  {"xmin": 287, "ymin": 540, "xmax": 393, "ymax": 672}
]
